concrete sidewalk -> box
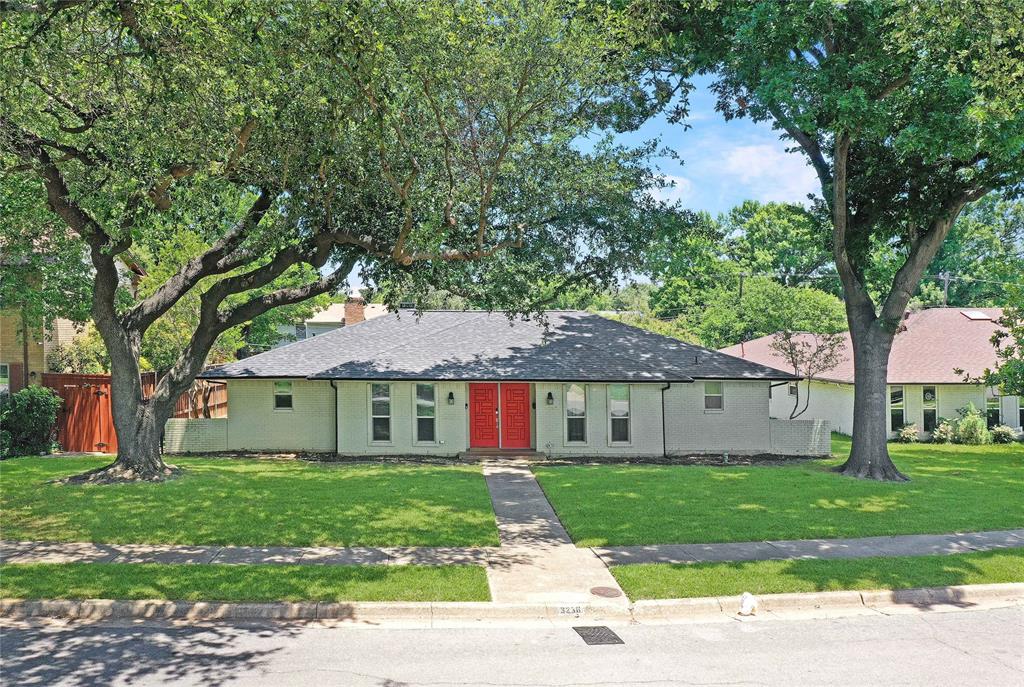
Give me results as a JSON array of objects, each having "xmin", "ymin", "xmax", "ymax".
[
  {"xmin": 4, "ymin": 528, "xmax": 1023, "ymax": 569},
  {"xmin": 0, "ymin": 540, "xmax": 494, "ymax": 566},
  {"xmin": 4, "ymin": 529, "xmax": 1024, "ymax": 569},
  {"xmin": 594, "ymin": 529, "xmax": 1024, "ymax": 565},
  {"xmin": 480, "ymin": 459, "xmax": 627, "ymax": 605}
]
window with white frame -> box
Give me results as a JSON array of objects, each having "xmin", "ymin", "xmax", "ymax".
[
  {"xmin": 415, "ymin": 383, "xmax": 436, "ymax": 443},
  {"xmin": 608, "ymin": 384, "xmax": 630, "ymax": 444},
  {"xmin": 0, "ymin": 363, "xmax": 9, "ymax": 394},
  {"xmin": 565, "ymin": 384, "xmax": 587, "ymax": 443},
  {"xmin": 273, "ymin": 381, "xmax": 293, "ymax": 410},
  {"xmin": 922, "ymin": 386, "xmax": 937, "ymax": 432},
  {"xmin": 986, "ymin": 390, "xmax": 1001, "ymax": 429},
  {"xmin": 788, "ymin": 383, "xmax": 798, "ymax": 396},
  {"xmin": 704, "ymin": 381, "xmax": 723, "ymax": 410},
  {"xmin": 370, "ymin": 383, "xmax": 391, "ymax": 442},
  {"xmin": 889, "ymin": 385, "xmax": 905, "ymax": 429}
]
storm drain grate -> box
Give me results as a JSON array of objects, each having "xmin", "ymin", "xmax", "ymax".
[{"xmin": 573, "ymin": 626, "xmax": 624, "ymax": 645}]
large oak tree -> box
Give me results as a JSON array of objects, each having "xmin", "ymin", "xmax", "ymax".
[
  {"xmin": 657, "ymin": 0, "xmax": 1024, "ymax": 479},
  {"xmin": 1, "ymin": 0, "xmax": 662, "ymax": 480}
]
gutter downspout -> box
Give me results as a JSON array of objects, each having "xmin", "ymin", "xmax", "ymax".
[
  {"xmin": 661, "ymin": 382, "xmax": 672, "ymax": 458},
  {"xmin": 330, "ymin": 380, "xmax": 339, "ymax": 454}
]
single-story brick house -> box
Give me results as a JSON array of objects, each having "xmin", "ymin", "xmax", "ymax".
[
  {"xmin": 721, "ymin": 307, "xmax": 1023, "ymax": 438},
  {"xmin": 164, "ymin": 310, "xmax": 830, "ymax": 457}
]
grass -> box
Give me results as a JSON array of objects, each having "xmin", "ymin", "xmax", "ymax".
[
  {"xmin": 0, "ymin": 456, "xmax": 499, "ymax": 547},
  {"xmin": 0, "ymin": 563, "xmax": 490, "ymax": 602},
  {"xmin": 534, "ymin": 434, "xmax": 1024, "ymax": 546},
  {"xmin": 611, "ymin": 549, "xmax": 1024, "ymax": 600}
]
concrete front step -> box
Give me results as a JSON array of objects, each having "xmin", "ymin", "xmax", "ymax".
[{"xmin": 458, "ymin": 449, "xmax": 547, "ymax": 459}]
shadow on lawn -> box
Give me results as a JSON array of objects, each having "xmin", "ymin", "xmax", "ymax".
[
  {"xmin": 716, "ymin": 548, "xmax": 1016, "ymax": 610},
  {"xmin": 1, "ymin": 457, "xmax": 500, "ymax": 547},
  {"xmin": 0, "ymin": 619, "xmax": 303, "ymax": 687}
]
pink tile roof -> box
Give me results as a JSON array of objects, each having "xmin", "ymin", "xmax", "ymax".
[{"xmin": 719, "ymin": 308, "xmax": 1005, "ymax": 384}]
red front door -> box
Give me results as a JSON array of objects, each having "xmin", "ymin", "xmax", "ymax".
[
  {"xmin": 469, "ymin": 383, "xmax": 500, "ymax": 448},
  {"xmin": 500, "ymin": 383, "xmax": 532, "ymax": 449}
]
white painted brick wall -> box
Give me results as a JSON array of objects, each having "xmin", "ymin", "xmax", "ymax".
[
  {"xmin": 163, "ymin": 418, "xmax": 228, "ymax": 453},
  {"xmin": 769, "ymin": 418, "xmax": 831, "ymax": 455},
  {"xmin": 1001, "ymin": 395, "xmax": 1022, "ymax": 430},
  {"xmin": 225, "ymin": 379, "xmax": 334, "ymax": 452},
  {"xmin": 336, "ymin": 380, "xmax": 468, "ymax": 455},
  {"xmin": 217, "ymin": 378, "xmax": 811, "ymax": 457},
  {"xmin": 772, "ymin": 380, "xmax": 854, "ymax": 435},
  {"xmin": 534, "ymin": 383, "xmax": 665, "ymax": 457},
  {"xmin": 664, "ymin": 381, "xmax": 772, "ymax": 454}
]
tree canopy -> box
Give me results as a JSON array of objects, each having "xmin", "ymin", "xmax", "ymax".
[
  {"xmin": 0, "ymin": 0, "xmax": 664, "ymax": 479},
  {"xmin": 655, "ymin": 0, "xmax": 1024, "ymax": 479}
]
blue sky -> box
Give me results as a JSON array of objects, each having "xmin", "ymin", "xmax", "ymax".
[
  {"xmin": 612, "ymin": 75, "xmax": 820, "ymax": 215},
  {"xmin": 349, "ymin": 76, "xmax": 820, "ymax": 290}
]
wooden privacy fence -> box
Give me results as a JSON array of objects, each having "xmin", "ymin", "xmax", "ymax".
[
  {"xmin": 43, "ymin": 372, "xmax": 226, "ymax": 454},
  {"xmin": 43, "ymin": 373, "xmax": 117, "ymax": 454},
  {"xmin": 141, "ymin": 374, "xmax": 228, "ymax": 419}
]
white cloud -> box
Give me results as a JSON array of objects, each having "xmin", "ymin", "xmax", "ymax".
[
  {"xmin": 652, "ymin": 174, "xmax": 694, "ymax": 205},
  {"xmin": 722, "ymin": 144, "xmax": 820, "ymax": 204}
]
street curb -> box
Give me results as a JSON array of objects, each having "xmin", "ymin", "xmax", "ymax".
[
  {"xmin": 0, "ymin": 598, "xmax": 632, "ymax": 624},
  {"xmin": 1, "ymin": 583, "xmax": 1020, "ymax": 625}
]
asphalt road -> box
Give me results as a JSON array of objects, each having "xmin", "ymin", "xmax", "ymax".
[{"xmin": 2, "ymin": 606, "xmax": 1022, "ymax": 686}]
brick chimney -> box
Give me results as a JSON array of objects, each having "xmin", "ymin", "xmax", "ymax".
[{"xmin": 344, "ymin": 297, "xmax": 366, "ymax": 325}]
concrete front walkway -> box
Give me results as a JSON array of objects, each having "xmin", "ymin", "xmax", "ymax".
[
  {"xmin": 479, "ymin": 459, "xmax": 627, "ymax": 605},
  {"xmin": 594, "ymin": 529, "xmax": 1024, "ymax": 566}
]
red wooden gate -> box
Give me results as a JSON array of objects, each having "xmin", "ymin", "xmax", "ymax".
[{"xmin": 43, "ymin": 373, "xmax": 118, "ymax": 453}]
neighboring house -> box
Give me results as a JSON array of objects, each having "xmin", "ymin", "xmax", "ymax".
[
  {"xmin": 176, "ymin": 310, "xmax": 830, "ymax": 457},
  {"xmin": 0, "ymin": 310, "xmax": 83, "ymax": 393},
  {"xmin": 721, "ymin": 308, "xmax": 1023, "ymax": 437},
  {"xmin": 273, "ymin": 298, "xmax": 387, "ymax": 348}
]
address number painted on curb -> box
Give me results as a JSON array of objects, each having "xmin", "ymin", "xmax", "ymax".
[{"xmin": 558, "ymin": 605, "xmax": 586, "ymax": 615}]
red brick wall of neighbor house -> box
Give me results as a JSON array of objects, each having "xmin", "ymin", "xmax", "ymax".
[{"xmin": 344, "ymin": 298, "xmax": 365, "ymax": 325}]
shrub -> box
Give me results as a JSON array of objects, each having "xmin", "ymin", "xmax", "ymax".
[
  {"xmin": 953, "ymin": 403, "xmax": 990, "ymax": 445},
  {"xmin": 0, "ymin": 386, "xmax": 62, "ymax": 456},
  {"xmin": 930, "ymin": 419, "xmax": 955, "ymax": 444},
  {"xmin": 990, "ymin": 425, "xmax": 1018, "ymax": 444},
  {"xmin": 895, "ymin": 424, "xmax": 920, "ymax": 443}
]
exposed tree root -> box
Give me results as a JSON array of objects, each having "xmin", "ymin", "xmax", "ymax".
[
  {"xmin": 834, "ymin": 459, "xmax": 909, "ymax": 482},
  {"xmin": 56, "ymin": 462, "xmax": 183, "ymax": 485}
]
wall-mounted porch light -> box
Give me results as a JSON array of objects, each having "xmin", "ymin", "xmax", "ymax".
[
  {"xmin": 447, "ymin": 391, "xmax": 455, "ymax": 405},
  {"xmin": 545, "ymin": 391, "xmax": 554, "ymax": 405}
]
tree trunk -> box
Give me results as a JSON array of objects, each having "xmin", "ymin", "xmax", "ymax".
[
  {"xmin": 837, "ymin": 317, "xmax": 908, "ymax": 482},
  {"xmin": 63, "ymin": 325, "xmax": 180, "ymax": 483}
]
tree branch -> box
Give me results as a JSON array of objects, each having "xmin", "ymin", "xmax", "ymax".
[
  {"xmin": 830, "ymin": 130, "xmax": 875, "ymax": 321},
  {"xmin": 879, "ymin": 185, "xmax": 990, "ymax": 324},
  {"xmin": 875, "ymin": 73, "xmax": 911, "ymax": 101},
  {"xmin": 766, "ymin": 104, "xmax": 832, "ymax": 197},
  {"xmin": 123, "ymin": 188, "xmax": 278, "ymax": 333}
]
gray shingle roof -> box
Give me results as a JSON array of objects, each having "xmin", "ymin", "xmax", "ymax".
[{"xmin": 201, "ymin": 310, "xmax": 797, "ymax": 382}]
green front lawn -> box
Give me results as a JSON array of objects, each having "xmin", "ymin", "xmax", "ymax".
[
  {"xmin": 0, "ymin": 563, "xmax": 490, "ymax": 602},
  {"xmin": 0, "ymin": 456, "xmax": 499, "ymax": 547},
  {"xmin": 535, "ymin": 436, "xmax": 1024, "ymax": 546},
  {"xmin": 611, "ymin": 549, "xmax": 1024, "ymax": 600}
]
